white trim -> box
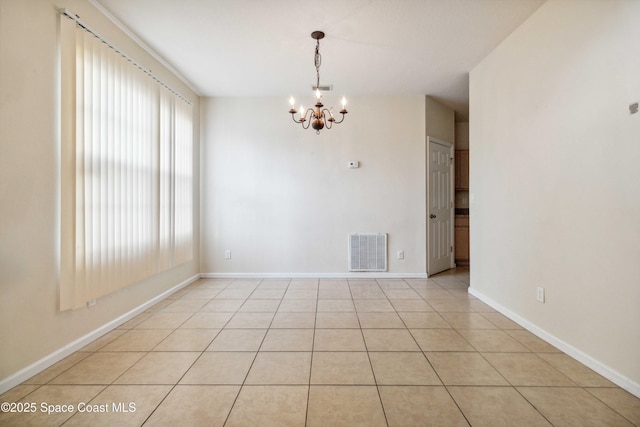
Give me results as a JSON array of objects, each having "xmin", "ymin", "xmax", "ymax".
[
  {"xmin": 0, "ymin": 274, "xmax": 199, "ymax": 395},
  {"xmin": 201, "ymin": 272, "xmax": 428, "ymax": 279},
  {"xmin": 468, "ymin": 287, "xmax": 640, "ymax": 398}
]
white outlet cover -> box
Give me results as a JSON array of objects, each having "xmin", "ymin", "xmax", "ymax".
[{"xmin": 348, "ymin": 161, "xmax": 359, "ymax": 169}]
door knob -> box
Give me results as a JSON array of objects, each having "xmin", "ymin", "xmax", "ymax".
[{"xmin": 430, "ymin": 214, "xmax": 436, "ymax": 219}]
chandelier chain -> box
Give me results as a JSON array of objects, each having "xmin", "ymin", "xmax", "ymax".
[{"xmin": 314, "ymin": 39, "xmax": 321, "ymax": 89}]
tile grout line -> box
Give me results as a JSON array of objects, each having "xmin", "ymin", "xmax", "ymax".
[
  {"xmin": 303, "ymin": 280, "xmax": 319, "ymax": 427},
  {"xmin": 141, "ymin": 278, "xmax": 235, "ymax": 426},
  {"xmin": 582, "ymin": 388, "xmax": 639, "ymax": 426},
  {"xmin": 409, "ymin": 277, "xmax": 535, "ymax": 426},
  {"xmin": 398, "ymin": 278, "xmax": 473, "ymax": 426},
  {"xmin": 221, "ymin": 277, "xmax": 292, "ymax": 426},
  {"xmin": 61, "ymin": 280, "xmax": 230, "ymax": 425},
  {"xmin": 365, "ymin": 279, "xmax": 390, "ymax": 427},
  {"xmin": 511, "ymin": 386, "xmax": 555, "ymax": 426},
  {"xmin": 475, "ymin": 340, "xmax": 561, "ymax": 425}
]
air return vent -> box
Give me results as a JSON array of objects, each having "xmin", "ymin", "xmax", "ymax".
[{"xmin": 349, "ymin": 233, "xmax": 387, "ymax": 272}]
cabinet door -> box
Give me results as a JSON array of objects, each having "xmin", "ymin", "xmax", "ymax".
[
  {"xmin": 455, "ymin": 152, "xmax": 462, "ymax": 189},
  {"xmin": 460, "ymin": 150, "xmax": 469, "ymax": 189},
  {"xmin": 455, "ymin": 150, "xmax": 469, "ymax": 190},
  {"xmin": 454, "ymin": 225, "xmax": 469, "ymax": 261}
]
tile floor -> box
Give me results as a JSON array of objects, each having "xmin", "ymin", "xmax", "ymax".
[{"xmin": 1, "ymin": 268, "xmax": 639, "ymax": 426}]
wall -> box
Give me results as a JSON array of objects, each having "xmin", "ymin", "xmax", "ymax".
[
  {"xmin": 425, "ymin": 96, "xmax": 455, "ymax": 144},
  {"xmin": 201, "ymin": 96, "xmax": 426, "ymax": 276},
  {"xmin": 455, "ymin": 122, "xmax": 469, "ymax": 150},
  {"xmin": 470, "ymin": 0, "xmax": 640, "ymax": 392},
  {"xmin": 0, "ymin": 0, "xmax": 200, "ymax": 389}
]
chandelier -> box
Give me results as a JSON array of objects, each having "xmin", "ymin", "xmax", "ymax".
[{"xmin": 289, "ymin": 31, "xmax": 348, "ymax": 134}]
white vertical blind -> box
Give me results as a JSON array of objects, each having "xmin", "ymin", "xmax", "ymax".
[
  {"xmin": 173, "ymin": 96, "xmax": 194, "ymax": 265},
  {"xmin": 158, "ymin": 89, "xmax": 173, "ymax": 272},
  {"xmin": 60, "ymin": 17, "xmax": 193, "ymax": 310}
]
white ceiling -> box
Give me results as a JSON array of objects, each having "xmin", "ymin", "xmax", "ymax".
[{"xmin": 95, "ymin": 0, "xmax": 545, "ymax": 121}]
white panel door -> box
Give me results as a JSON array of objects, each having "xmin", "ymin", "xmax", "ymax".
[{"xmin": 428, "ymin": 137, "xmax": 454, "ymax": 276}]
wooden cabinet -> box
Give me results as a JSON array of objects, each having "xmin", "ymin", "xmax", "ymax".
[
  {"xmin": 455, "ymin": 216, "xmax": 469, "ymax": 265},
  {"xmin": 455, "ymin": 150, "xmax": 469, "ymax": 190},
  {"xmin": 454, "ymin": 150, "xmax": 470, "ymax": 264}
]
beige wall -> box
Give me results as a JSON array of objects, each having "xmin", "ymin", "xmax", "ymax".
[
  {"xmin": 455, "ymin": 122, "xmax": 469, "ymax": 150},
  {"xmin": 200, "ymin": 96, "xmax": 426, "ymax": 275},
  {"xmin": 0, "ymin": 0, "xmax": 200, "ymax": 387},
  {"xmin": 470, "ymin": 0, "xmax": 640, "ymax": 392},
  {"xmin": 425, "ymin": 96, "xmax": 455, "ymax": 144}
]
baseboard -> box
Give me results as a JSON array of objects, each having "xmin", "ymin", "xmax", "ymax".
[
  {"xmin": 0, "ymin": 274, "xmax": 200, "ymax": 395},
  {"xmin": 468, "ymin": 287, "xmax": 640, "ymax": 398},
  {"xmin": 201, "ymin": 272, "xmax": 428, "ymax": 279}
]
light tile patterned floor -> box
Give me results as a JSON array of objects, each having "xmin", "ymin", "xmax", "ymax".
[{"xmin": 2, "ymin": 268, "xmax": 639, "ymax": 426}]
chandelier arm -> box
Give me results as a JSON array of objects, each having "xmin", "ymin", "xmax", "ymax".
[
  {"xmin": 332, "ymin": 111, "xmax": 347, "ymax": 124},
  {"xmin": 290, "ymin": 113, "xmax": 303, "ymax": 124},
  {"xmin": 300, "ymin": 108, "xmax": 313, "ymax": 129},
  {"xmin": 303, "ymin": 107, "xmax": 314, "ymax": 122},
  {"xmin": 322, "ymin": 108, "xmax": 334, "ymax": 129}
]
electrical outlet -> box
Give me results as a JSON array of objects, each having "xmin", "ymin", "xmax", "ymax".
[
  {"xmin": 225, "ymin": 250, "xmax": 231, "ymax": 259},
  {"xmin": 397, "ymin": 250, "xmax": 404, "ymax": 259},
  {"xmin": 536, "ymin": 287, "xmax": 545, "ymax": 303}
]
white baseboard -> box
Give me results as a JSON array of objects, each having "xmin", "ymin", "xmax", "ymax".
[
  {"xmin": 0, "ymin": 274, "xmax": 200, "ymax": 395},
  {"xmin": 201, "ymin": 272, "xmax": 428, "ymax": 279},
  {"xmin": 468, "ymin": 287, "xmax": 640, "ymax": 398}
]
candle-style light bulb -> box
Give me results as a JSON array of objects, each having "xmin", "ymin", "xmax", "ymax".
[
  {"xmin": 289, "ymin": 96, "xmax": 295, "ymax": 107},
  {"xmin": 315, "ymin": 88, "xmax": 321, "ymax": 99},
  {"xmin": 341, "ymin": 97, "xmax": 347, "ymax": 108},
  {"xmin": 299, "ymin": 105, "xmax": 304, "ymax": 118}
]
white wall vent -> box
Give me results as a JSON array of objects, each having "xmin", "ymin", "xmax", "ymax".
[{"xmin": 349, "ymin": 233, "xmax": 387, "ymax": 272}]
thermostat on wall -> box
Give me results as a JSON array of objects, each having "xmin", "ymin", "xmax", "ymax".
[{"xmin": 348, "ymin": 161, "xmax": 359, "ymax": 169}]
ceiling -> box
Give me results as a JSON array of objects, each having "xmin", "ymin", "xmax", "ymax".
[{"xmin": 94, "ymin": 0, "xmax": 545, "ymax": 121}]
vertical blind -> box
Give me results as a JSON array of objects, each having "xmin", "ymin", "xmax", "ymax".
[{"xmin": 60, "ymin": 16, "xmax": 193, "ymax": 310}]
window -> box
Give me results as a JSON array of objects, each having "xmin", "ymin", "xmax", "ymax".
[{"xmin": 59, "ymin": 15, "xmax": 193, "ymax": 310}]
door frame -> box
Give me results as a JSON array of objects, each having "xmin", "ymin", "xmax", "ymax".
[{"xmin": 426, "ymin": 136, "xmax": 455, "ymax": 276}]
